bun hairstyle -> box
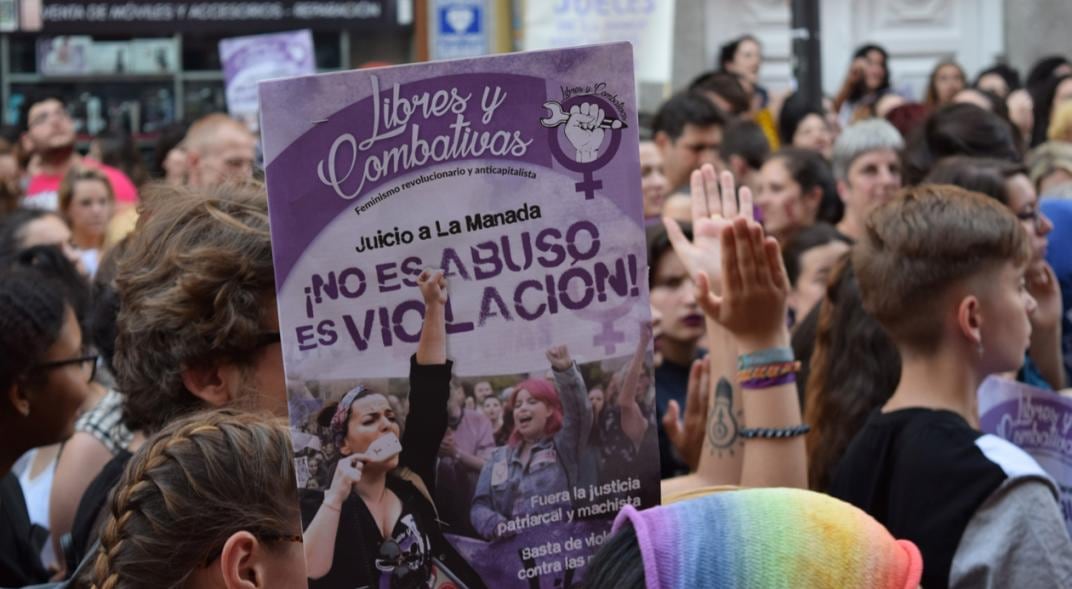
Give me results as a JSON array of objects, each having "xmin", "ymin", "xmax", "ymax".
[
  {"xmin": 902, "ymin": 103, "xmax": 1019, "ymax": 186},
  {"xmin": 90, "ymin": 409, "xmax": 299, "ymax": 589},
  {"xmin": 115, "ymin": 181, "xmax": 275, "ymax": 433}
]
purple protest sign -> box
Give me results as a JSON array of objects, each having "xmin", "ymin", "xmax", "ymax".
[
  {"xmin": 979, "ymin": 376, "xmax": 1072, "ymax": 537},
  {"xmin": 259, "ymin": 43, "xmax": 659, "ymax": 589},
  {"xmin": 219, "ymin": 29, "xmax": 316, "ymax": 132}
]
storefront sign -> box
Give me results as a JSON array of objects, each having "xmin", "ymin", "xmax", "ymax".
[{"xmin": 22, "ymin": 1, "xmax": 403, "ymax": 33}]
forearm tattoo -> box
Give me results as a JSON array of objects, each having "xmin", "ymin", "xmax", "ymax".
[{"xmin": 707, "ymin": 377, "xmax": 741, "ymax": 456}]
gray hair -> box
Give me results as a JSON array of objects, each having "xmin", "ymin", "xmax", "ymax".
[{"xmin": 832, "ymin": 119, "xmax": 905, "ymax": 180}]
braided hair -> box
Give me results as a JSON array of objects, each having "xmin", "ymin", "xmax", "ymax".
[{"xmin": 91, "ymin": 409, "xmax": 299, "ymax": 589}]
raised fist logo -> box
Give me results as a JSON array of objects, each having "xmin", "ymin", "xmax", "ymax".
[
  {"xmin": 541, "ymin": 100, "xmax": 624, "ymax": 164},
  {"xmin": 564, "ymin": 103, "xmax": 606, "ymax": 163}
]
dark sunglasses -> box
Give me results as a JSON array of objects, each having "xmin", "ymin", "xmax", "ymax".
[{"xmin": 376, "ymin": 538, "xmax": 430, "ymax": 582}]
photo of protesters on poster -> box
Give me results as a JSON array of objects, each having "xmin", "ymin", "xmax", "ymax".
[
  {"xmin": 259, "ymin": 43, "xmax": 658, "ymax": 588},
  {"xmin": 296, "ymin": 269, "xmax": 484, "ymax": 588}
]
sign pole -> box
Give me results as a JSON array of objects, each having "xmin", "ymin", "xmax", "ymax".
[{"xmin": 790, "ymin": 0, "xmax": 822, "ymax": 110}]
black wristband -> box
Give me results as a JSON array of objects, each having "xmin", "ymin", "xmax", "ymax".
[{"xmin": 739, "ymin": 424, "xmax": 811, "ymax": 439}]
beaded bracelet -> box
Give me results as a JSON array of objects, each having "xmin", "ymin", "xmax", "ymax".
[
  {"xmin": 737, "ymin": 346, "xmax": 794, "ymax": 370},
  {"xmin": 740, "ymin": 424, "xmax": 811, "ymax": 439},
  {"xmin": 736, "ymin": 361, "xmax": 801, "ymax": 382},
  {"xmin": 740, "ymin": 372, "xmax": 796, "ymax": 390}
]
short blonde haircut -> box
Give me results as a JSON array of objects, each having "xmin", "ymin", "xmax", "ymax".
[{"xmin": 1028, "ymin": 141, "xmax": 1072, "ymax": 191}]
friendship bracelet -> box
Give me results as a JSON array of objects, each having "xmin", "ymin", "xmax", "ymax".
[
  {"xmin": 736, "ymin": 361, "xmax": 801, "ymax": 382},
  {"xmin": 740, "ymin": 424, "xmax": 811, "ymax": 439},
  {"xmin": 740, "ymin": 373, "xmax": 797, "ymax": 390},
  {"xmin": 737, "ymin": 346, "xmax": 794, "ymax": 370}
]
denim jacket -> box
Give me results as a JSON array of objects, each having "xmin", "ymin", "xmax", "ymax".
[{"xmin": 469, "ymin": 362, "xmax": 591, "ymax": 539}]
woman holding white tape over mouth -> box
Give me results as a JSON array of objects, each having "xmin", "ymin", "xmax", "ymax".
[{"xmin": 301, "ymin": 269, "xmax": 486, "ymax": 589}]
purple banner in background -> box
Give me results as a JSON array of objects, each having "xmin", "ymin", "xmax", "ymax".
[
  {"xmin": 259, "ymin": 43, "xmax": 659, "ymax": 589},
  {"xmin": 979, "ymin": 376, "xmax": 1072, "ymax": 538},
  {"xmin": 220, "ymin": 29, "xmax": 315, "ymax": 132}
]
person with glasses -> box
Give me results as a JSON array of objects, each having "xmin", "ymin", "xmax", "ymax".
[
  {"xmin": 48, "ymin": 241, "xmax": 135, "ymax": 574},
  {"xmin": 63, "ymin": 181, "xmax": 289, "ymax": 575},
  {"xmin": 17, "ymin": 95, "xmax": 138, "ymax": 212},
  {"xmin": 88, "ymin": 409, "xmax": 307, "ymax": 589},
  {"xmin": 651, "ymin": 92, "xmax": 729, "ymax": 194},
  {"xmin": 0, "ymin": 262, "xmax": 92, "ymax": 586},
  {"xmin": 1, "ymin": 244, "xmax": 94, "ymax": 574},
  {"xmin": 925, "ymin": 156, "xmax": 1063, "ymax": 390},
  {"xmin": 302, "ymin": 269, "xmax": 486, "ymax": 589}
]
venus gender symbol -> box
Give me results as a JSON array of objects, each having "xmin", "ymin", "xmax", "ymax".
[{"xmin": 541, "ymin": 95, "xmax": 626, "ymax": 200}]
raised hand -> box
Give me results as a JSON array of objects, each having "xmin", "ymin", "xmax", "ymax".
[
  {"xmin": 664, "ymin": 165, "xmax": 755, "ymax": 296},
  {"xmin": 662, "ymin": 357, "xmax": 710, "ymax": 471},
  {"xmin": 418, "ymin": 268, "xmax": 447, "ymax": 306},
  {"xmin": 1027, "ymin": 262, "xmax": 1061, "ymax": 332},
  {"xmin": 439, "ymin": 430, "xmax": 458, "ymax": 459},
  {"xmin": 848, "ymin": 57, "xmax": 867, "ymax": 85},
  {"xmin": 546, "ymin": 345, "xmax": 573, "ymax": 372},
  {"xmin": 614, "ymin": 321, "xmax": 655, "ymax": 406},
  {"xmin": 695, "ymin": 217, "xmax": 789, "ymax": 353},
  {"xmin": 564, "ymin": 103, "xmax": 606, "ymax": 163}
]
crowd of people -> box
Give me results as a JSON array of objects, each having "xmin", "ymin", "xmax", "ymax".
[
  {"xmin": 641, "ymin": 39, "xmax": 1072, "ymax": 588},
  {"xmin": 2, "ymin": 35, "xmax": 1072, "ymax": 589}
]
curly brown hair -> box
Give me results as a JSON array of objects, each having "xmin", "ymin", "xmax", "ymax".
[
  {"xmin": 90, "ymin": 409, "xmax": 299, "ymax": 589},
  {"xmin": 114, "ymin": 181, "xmax": 275, "ymax": 432}
]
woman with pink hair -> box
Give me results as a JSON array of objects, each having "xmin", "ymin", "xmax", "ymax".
[{"xmin": 469, "ymin": 346, "xmax": 592, "ymax": 540}]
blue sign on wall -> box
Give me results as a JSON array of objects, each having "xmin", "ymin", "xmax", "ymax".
[{"xmin": 432, "ymin": 0, "xmax": 489, "ymax": 59}]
